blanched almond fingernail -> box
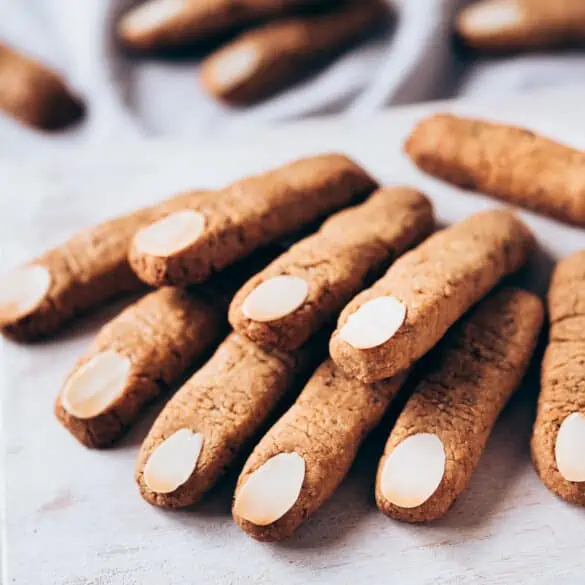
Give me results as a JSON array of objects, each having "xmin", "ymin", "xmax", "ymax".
[
  {"xmin": 61, "ymin": 351, "xmax": 131, "ymax": 419},
  {"xmin": 380, "ymin": 433, "xmax": 445, "ymax": 508},
  {"xmin": 460, "ymin": 0, "xmax": 522, "ymax": 33},
  {"xmin": 133, "ymin": 210, "xmax": 206, "ymax": 257},
  {"xmin": 143, "ymin": 429, "xmax": 204, "ymax": 494},
  {"xmin": 555, "ymin": 413, "xmax": 585, "ymax": 482},
  {"xmin": 0, "ymin": 265, "xmax": 51, "ymax": 325},
  {"xmin": 120, "ymin": 0, "xmax": 186, "ymax": 34},
  {"xmin": 234, "ymin": 452, "xmax": 305, "ymax": 526},
  {"xmin": 339, "ymin": 296, "xmax": 406, "ymax": 350},
  {"xmin": 205, "ymin": 43, "xmax": 260, "ymax": 93},
  {"xmin": 242, "ymin": 276, "xmax": 309, "ymax": 322}
]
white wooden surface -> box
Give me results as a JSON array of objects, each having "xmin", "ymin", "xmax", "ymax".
[{"xmin": 2, "ymin": 87, "xmax": 585, "ymax": 585}]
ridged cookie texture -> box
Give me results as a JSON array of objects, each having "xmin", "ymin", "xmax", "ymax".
[
  {"xmin": 233, "ymin": 359, "xmax": 406, "ymax": 541},
  {"xmin": 0, "ymin": 190, "xmax": 211, "ymax": 341},
  {"xmin": 136, "ymin": 333, "xmax": 319, "ymax": 508},
  {"xmin": 129, "ymin": 154, "xmax": 377, "ymax": 287},
  {"xmin": 532, "ymin": 250, "xmax": 585, "ymax": 506},
  {"xmin": 405, "ymin": 113, "xmax": 585, "ymax": 227},
  {"xmin": 330, "ymin": 209, "xmax": 535, "ymax": 383},
  {"xmin": 55, "ymin": 287, "xmax": 225, "ymax": 448},
  {"xmin": 376, "ymin": 287, "xmax": 543, "ymax": 523},
  {"xmin": 229, "ymin": 187, "xmax": 433, "ymax": 351}
]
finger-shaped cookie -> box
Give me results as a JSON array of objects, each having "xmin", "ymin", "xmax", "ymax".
[
  {"xmin": 457, "ymin": 0, "xmax": 585, "ymax": 52},
  {"xmin": 199, "ymin": 0, "xmax": 389, "ymax": 104},
  {"xmin": 0, "ymin": 190, "xmax": 211, "ymax": 342},
  {"xmin": 129, "ymin": 154, "xmax": 377, "ymax": 287},
  {"xmin": 233, "ymin": 359, "xmax": 406, "ymax": 541},
  {"xmin": 330, "ymin": 210, "xmax": 535, "ymax": 383},
  {"xmin": 136, "ymin": 332, "xmax": 320, "ymax": 508},
  {"xmin": 0, "ymin": 43, "xmax": 84, "ymax": 131},
  {"xmin": 229, "ymin": 187, "xmax": 433, "ymax": 352},
  {"xmin": 376, "ymin": 287, "xmax": 543, "ymax": 523},
  {"xmin": 54, "ymin": 249, "xmax": 274, "ymax": 448},
  {"xmin": 532, "ymin": 250, "xmax": 585, "ymax": 505},
  {"xmin": 118, "ymin": 0, "xmax": 331, "ymax": 51},
  {"xmin": 55, "ymin": 287, "xmax": 224, "ymax": 448},
  {"xmin": 405, "ymin": 114, "xmax": 585, "ymax": 227}
]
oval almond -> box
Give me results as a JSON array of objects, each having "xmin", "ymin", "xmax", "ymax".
[
  {"xmin": 143, "ymin": 429, "xmax": 204, "ymax": 494},
  {"xmin": 380, "ymin": 433, "xmax": 446, "ymax": 509},
  {"xmin": 234, "ymin": 452, "xmax": 305, "ymax": 526},
  {"xmin": 242, "ymin": 275, "xmax": 309, "ymax": 322},
  {"xmin": 134, "ymin": 210, "xmax": 206, "ymax": 257},
  {"xmin": 339, "ymin": 296, "xmax": 406, "ymax": 350},
  {"xmin": 61, "ymin": 351, "xmax": 131, "ymax": 419}
]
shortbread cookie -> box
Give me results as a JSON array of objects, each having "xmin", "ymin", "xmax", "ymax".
[
  {"xmin": 55, "ymin": 287, "xmax": 224, "ymax": 448},
  {"xmin": 405, "ymin": 114, "xmax": 585, "ymax": 227},
  {"xmin": 376, "ymin": 287, "xmax": 543, "ymax": 522},
  {"xmin": 54, "ymin": 248, "xmax": 275, "ymax": 448},
  {"xmin": 118, "ymin": 0, "xmax": 331, "ymax": 51},
  {"xmin": 129, "ymin": 154, "xmax": 377, "ymax": 287},
  {"xmin": 330, "ymin": 210, "xmax": 535, "ymax": 383},
  {"xmin": 0, "ymin": 190, "xmax": 211, "ymax": 341},
  {"xmin": 229, "ymin": 187, "xmax": 433, "ymax": 351},
  {"xmin": 200, "ymin": 0, "xmax": 389, "ymax": 104},
  {"xmin": 136, "ymin": 332, "xmax": 319, "ymax": 508},
  {"xmin": 532, "ymin": 250, "xmax": 585, "ymax": 506},
  {"xmin": 0, "ymin": 43, "xmax": 84, "ymax": 130},
  {"xmin": 457, "ymin": 0, "xmax": 585, "ymax": 52},
  {"xmin": 233, "ymin": 360, "xmax": 404, "ymax": 541},
  {"xmin": 233, "ymin": 359, "xmax": 406, "ymax": 541}
]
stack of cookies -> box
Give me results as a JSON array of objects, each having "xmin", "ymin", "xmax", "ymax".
[{"xmin": 1, "ymin": 114, "xmax": 584, "ymax": 541}]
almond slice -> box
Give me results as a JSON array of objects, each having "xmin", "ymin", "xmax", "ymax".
[
  {"xmin": 460, "ymin": 0, "xmax": 522, "ymax": 35},
  {"xmin": 133, "ymin": 210, "xmax": 206, "ymax": 257},
  {"xmin": 0, "ymin": 264, "xmax": 51, "ymax": 325},
  {"xmin": 555, "ymin": 412, "xmax": 585, "ymax": 483},
  {"xmin": 339, "ymin": 296, "xmax": 406, "ymax": 350},
  {"xmin": 61, "ymin": 351, "xmax": 132, "ymax": 419},
  {"xmin": 234, "ymin": 452, "xmax": 305, "ymax": 526},
  {"xmin": 204, "ymin": 43, "xmax": 260, "ymax": 93},
  {"xmin": 120, "ymin": 0, "xmax": 187, "ymax": 35},
  {"xmin": 380, "ymin": 433, "xmax": 445, "ymax": 509},
  {"xmin": 143, "ymin": 429, "xmax": 204, "ymax": 494},
  {"xmin": 242, "ymin": 275, "xmax": 309, "ymax": 322}
]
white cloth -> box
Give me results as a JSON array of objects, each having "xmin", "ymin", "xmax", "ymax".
[{"xmin": 1, "ymin": 0, "xmax": 585, "ymax": 157}]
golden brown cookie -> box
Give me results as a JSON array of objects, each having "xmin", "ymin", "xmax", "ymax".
[
  {"xmin": 129, "ymin": 154, "xmax": 377, "ymax": 287},
  {"xmin": 329, "ymin": 209, "xmax": 535, "ymax": 383},
  {"xmin": 135, "ymin": 332, "xmax": 320, "ymax": 508},
  {"xmin": 0, "ymin": 190, "xmax": 211, "ymax": 342},
  {"xmin": 229, "ymin": 187, "xmax": 433, "ymax": 351},
  {"xmin": 532, "ymin": 250, "xmax": 585, "ymax": 506},
  {"xmin": 55, "ymin": 287, "xmax": 225, "ymax": 448},
  {"xmin": 376, "ymin": 287, "xmax": 543, "ymax": 523},
  {"xmin": 0, "ymin": 43, "xmax": 84, "ymax": 130},
  {"xmin": 405, "ymin": 114, "xmax": 585, "ymax": 227},
  {"xmin": 457, "ymin": 0, "xmax": 585, "ymax": 52},
  {"xmin": 199, "ymin": 0, "xmax": 389, "ymax": 104},
  {"xmin": 233, "ymin": 359, "xmax": 406, "ymax": 541}
]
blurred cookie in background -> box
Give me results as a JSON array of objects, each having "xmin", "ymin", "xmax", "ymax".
[
  {"xmin": 0, "ymin": 42, "xmax": 84, "ymax": 131},
  {"xmin": 118, "ymin": 0, "xmax": 340, "ymax": 52},
  {"xmin": 457, "ymin": 0, "xmax": 585, "ymax": 52},
  {"xmin": 199, "ymin": 0, "xmax": 390, "ymax": 105}
]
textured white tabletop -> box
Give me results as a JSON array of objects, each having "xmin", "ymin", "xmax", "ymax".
[{"xmin": 2, "ymin": 87, "xmax": 585, "ymax": 585}]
